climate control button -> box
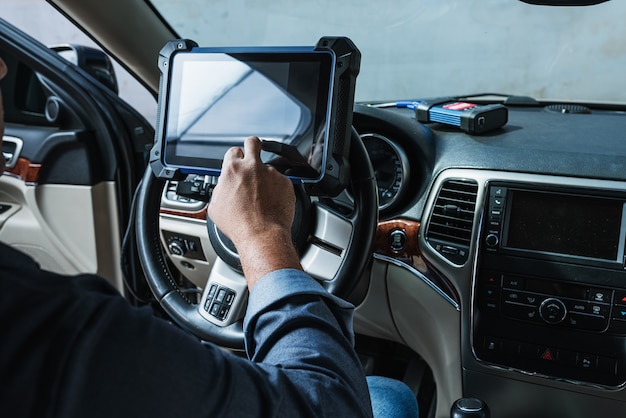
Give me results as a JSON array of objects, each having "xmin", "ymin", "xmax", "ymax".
[{"xmin": 539, "ymin": 298, "xmax": 567, "ymax": 324}]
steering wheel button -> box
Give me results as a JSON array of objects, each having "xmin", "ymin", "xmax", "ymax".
[
  {"xmin": 216, "ymin": 289, "xmax": 226, "ymax": 303},
  {"xmin": 218, "ymin": 306, "xmax": 229, "ymax": 320},
  {"xmin": 207, "ymin": 284, "xmax": 217, "ymax": 299},
  {"xmin": 210, "ymin": 303, "xmax": 220, "ymax": 316},
  {"xmin": 225, "ymin": 291, "xmax": 235, "ymax": 305}
]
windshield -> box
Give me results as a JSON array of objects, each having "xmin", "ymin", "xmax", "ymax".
[{"xmin": 150, "ymin": 0, "xmax": 626, "ymax": 105}]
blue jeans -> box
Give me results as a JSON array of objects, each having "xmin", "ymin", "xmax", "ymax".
[{"xmin": 367, "ymin": 376, "xmax": 419, "ymax": 418}]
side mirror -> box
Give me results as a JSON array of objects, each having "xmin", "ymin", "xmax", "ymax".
[{"xmin": 51, "ymin": 44, "xmax": 119, "ymax": 94}]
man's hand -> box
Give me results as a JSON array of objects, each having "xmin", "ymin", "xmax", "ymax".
[{"xmin": 207, "ymin": 136, "xmax": 303, "ymax": 290}]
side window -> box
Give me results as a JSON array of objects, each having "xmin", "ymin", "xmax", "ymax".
[
  {"xmin": 3, "ymin": 1, "xmax": 157, "ymax": 127},
  {"xmin": 14, "ymin": 62, "xmax": 46, "ymax": 115},
  {"xmin": 0, "ymin": 52, "xmax": 50, "ymax": 126}
]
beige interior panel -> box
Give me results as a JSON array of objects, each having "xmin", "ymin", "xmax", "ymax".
[
  {"xmin": 0, "ymin": 175, "xmax": 123, "ymax": 291},
  {"xmin": 386, "ymin": 262, "xmax": 463, "ymax": 418},
  {"xmin": 354, "ymin": 259, "xmax": 405, "ymax": 344}
]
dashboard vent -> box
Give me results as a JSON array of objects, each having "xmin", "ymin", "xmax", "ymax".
[
  {"xmin": 426, "ymin": 179, "xmax": 478, "ymax": 264},
  {"xmin": 544, "ymin": 104, "xmax": 591, "ymax": 114}
]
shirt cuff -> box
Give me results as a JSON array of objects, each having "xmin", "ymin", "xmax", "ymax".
[{"xmin": 243, "ymin": 268, "xmax": 355, "ymax": 336}]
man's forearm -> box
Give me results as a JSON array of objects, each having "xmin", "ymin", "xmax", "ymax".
[{"xmin": 236, "ymin": 226, "xmax": 303, "ymax": 290}]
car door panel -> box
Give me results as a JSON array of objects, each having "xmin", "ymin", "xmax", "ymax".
[
  {"xmin": 1, "ymin": 20, "xmax": 152, "ymax": 294},
  {"xmin": 0, "ymin": 175, "xmax": 122, "ymax": 281}
]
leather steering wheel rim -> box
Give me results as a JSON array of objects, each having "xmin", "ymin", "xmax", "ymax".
[{"xmin": 136, "ymin": 129, "xmax": 377, "ymax": 349}]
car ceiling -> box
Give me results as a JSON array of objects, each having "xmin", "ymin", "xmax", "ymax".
[{"xmin": 49, "ymin": 0, "xmax": 175, "ymax": 93}]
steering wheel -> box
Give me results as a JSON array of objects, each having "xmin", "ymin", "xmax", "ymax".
[{"xmin": 136, "ymin": 130, "xmax": 377, "ymax": 349}]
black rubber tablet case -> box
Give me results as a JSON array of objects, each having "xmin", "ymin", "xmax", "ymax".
[{"xmin": 149, "ymin": 37, "xmax": 360, "ymax": 197}]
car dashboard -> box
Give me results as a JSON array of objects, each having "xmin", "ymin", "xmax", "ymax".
[{"xmin": 159, "ymin": 101, "xmax": 626, "ymax": 417}]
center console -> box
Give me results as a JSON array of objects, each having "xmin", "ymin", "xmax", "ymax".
[{"xmin": 473, "ymin": 182, "xmax": 626, "ymax": 387}]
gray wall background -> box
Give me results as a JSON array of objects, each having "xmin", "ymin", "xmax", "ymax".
[{"xmin": 4, "ymin": 0, "xmax": 626, "ymax": 119}]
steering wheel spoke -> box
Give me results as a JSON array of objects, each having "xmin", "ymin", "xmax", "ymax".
[{"xmin": 301, "ymin": 202, "xmax": 353, "ymax": 281}]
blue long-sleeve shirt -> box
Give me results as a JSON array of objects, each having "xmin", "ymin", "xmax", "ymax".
[{"xmin": 0, "ymin": 242, "xmax": 373, "ymax": 417}]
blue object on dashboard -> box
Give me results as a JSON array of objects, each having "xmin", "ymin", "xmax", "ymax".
[
  {"xmin": 394, "ymin": 100, "xmax": 423, "ymax": 110},
  {"xmin": 415, "ymin": 97, "xmax": 508, "ymax": 134}
]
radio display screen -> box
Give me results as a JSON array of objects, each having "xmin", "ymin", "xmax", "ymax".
[{"xmin": 504, "ymin": 190, "xmax": 626, "ymax": 262}]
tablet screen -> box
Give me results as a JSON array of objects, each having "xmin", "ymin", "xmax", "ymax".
[{"xmin": 162, "ymin": 48, "xmax": 334, "ymax": 180}]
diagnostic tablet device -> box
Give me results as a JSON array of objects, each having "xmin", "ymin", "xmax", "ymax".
[{"xmin": 149, "ymin": 37, "xmax": 360, "ymax": 196}]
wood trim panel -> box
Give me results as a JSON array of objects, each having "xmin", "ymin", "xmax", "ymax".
[
  {"xmin": 375, "ymin": 218, "xmax": 460, "ymax": 305},
  {"xmin": 375, "ymin": 219, "xmax": 422, "ymax": 263},
  {"xmin": 160, "ymin": 206, "xmax": 208, "ymax": 220},
  {"xmin": 6, "ymin": 158, "xmax": 41, "ymax": 184}
]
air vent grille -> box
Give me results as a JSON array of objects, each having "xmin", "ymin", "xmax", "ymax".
[
  {"xmin": 426, "ymin": 179, "xmax": 478, "ymax": 264},
  {"xmin": 544, "ymin": 104, "xmax": 591, "ymax": 114}
]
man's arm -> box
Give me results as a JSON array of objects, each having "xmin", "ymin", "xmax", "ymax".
[
  {"xmin": 208, "ymin": 136, "xmax": 373, "ymax": 416},
  {"xmin": 242, "ymin": 268, "xmax": 372, "ymax": 417},
  {"xmin": 207, "ymin": 136, "xmax": 302, "ymax": 289}
]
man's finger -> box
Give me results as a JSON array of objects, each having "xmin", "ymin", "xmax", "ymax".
[
  {"xmin": 223, "ymin": 145, "xmax": 244, "ymax": 166},
  {"xmin": 243, "ymin": 136, "xmax": 263, "ymax": 163}
]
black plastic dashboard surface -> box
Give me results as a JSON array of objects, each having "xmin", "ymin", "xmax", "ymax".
[{"xmin": 359, "ymin": 105, "xmax": 626, "ymax": 182}]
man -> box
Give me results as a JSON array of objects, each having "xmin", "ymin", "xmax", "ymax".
[{"xmin": 0, "ymin": 55, "xmax": 417, "ymax": 417}]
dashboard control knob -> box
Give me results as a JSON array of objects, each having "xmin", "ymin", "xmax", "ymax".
[
  {"xmin": 485, "ymin": 233, "xmax": 499, "ymax": 248},
  {"xmin": 539, "ymin": 298, "xmax": 567, "ymax": 324},
  {"xmin": 168, "ymin": 240, "xmax": 186, "ymax": 256}
]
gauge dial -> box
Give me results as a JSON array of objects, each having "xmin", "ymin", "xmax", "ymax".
[{"xmin": 361, "ymin": 133, "xmax": 408, "ymax": 210}]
